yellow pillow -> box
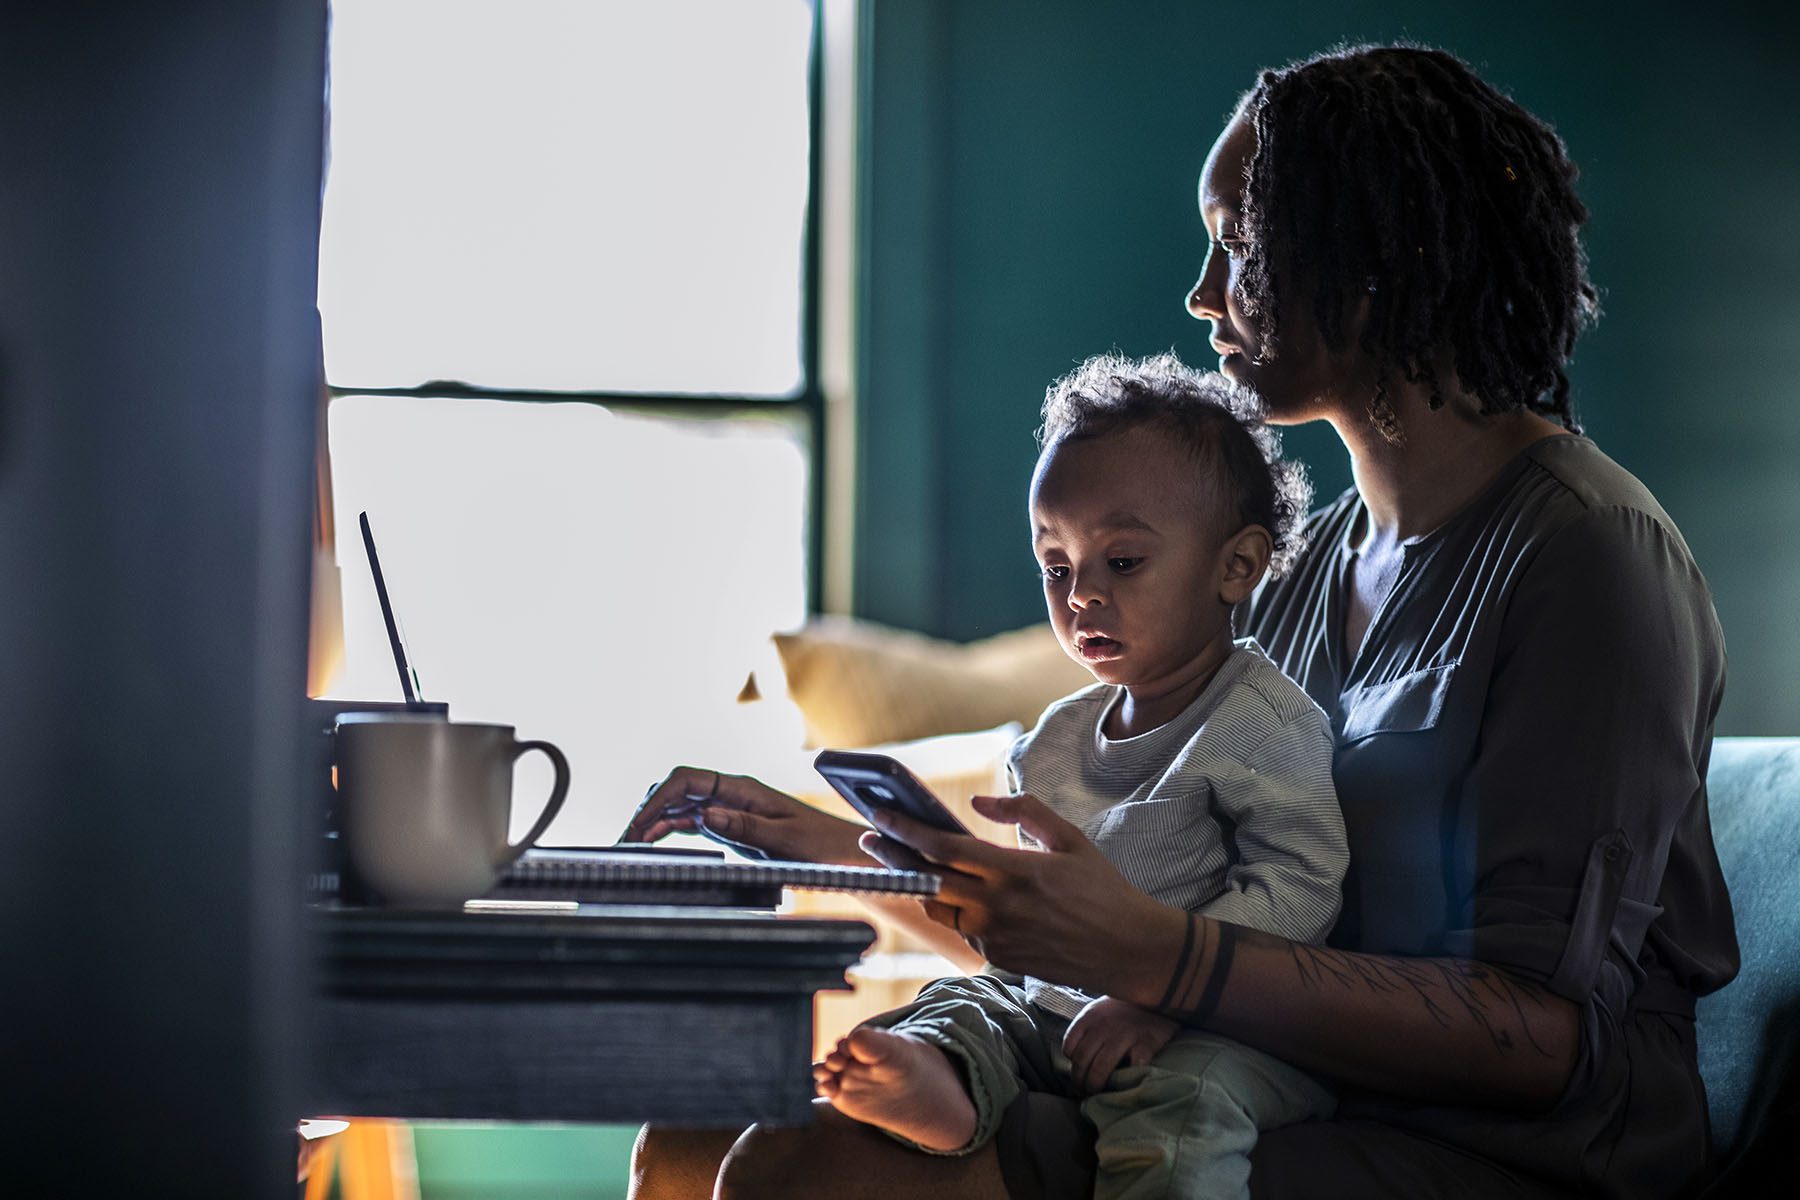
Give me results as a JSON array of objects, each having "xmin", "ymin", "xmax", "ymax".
[{"xmin": 771, "ymin": 617, "xmax": 1093, "ymax": 749}]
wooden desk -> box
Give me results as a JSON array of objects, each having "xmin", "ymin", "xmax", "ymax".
[{"xmin": 308, "ymin": 904, "xmax": 875, "ymax": 1125}]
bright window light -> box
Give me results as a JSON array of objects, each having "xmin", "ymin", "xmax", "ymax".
[
  {"xmin": 325, "ymin": 397, "xmax": 810, "ymax": 845},
  {"xmin": 318, "ymin": 2, "xmax": 819, "ymax": 844},
  {"xmin": 318, "ymin": 0, "xmax": 813, "ymax": 395}
]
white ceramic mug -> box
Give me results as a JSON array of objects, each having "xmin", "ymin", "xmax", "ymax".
[{"xmin": 334, "ymin": 713, "xmax": 569, "ymax": 907}]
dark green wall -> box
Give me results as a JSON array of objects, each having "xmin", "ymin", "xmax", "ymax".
[{"xmin": 853, "ymin": 0, "xmax": 1800, "ymax": 737}]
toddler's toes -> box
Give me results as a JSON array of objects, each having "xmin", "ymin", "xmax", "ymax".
[
  {"xmin": 845, "ymin": 1026, "xmax": 905, "ymax": 1067},
  {"xmin": 815, "ymin": 1029, "xmax": 977, "ymax": 1152}
]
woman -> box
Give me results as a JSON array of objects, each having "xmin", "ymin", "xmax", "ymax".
[{"xmin": 626, "ymin": 44, "xmax": 1736, "ymax": 1199}]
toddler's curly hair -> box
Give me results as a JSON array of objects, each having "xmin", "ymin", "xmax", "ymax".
[{"xmin": 1037, "ymin": 351, "xmax": 1311, "ymax": 577}]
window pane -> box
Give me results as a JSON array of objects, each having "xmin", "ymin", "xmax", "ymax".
[
  {"xmin": 319, "ymin": 1, "xmax": 813, "ymax": 395},
  {"xmin": 325, "ymin": 396, "xmax": 810, "ymax": 845}
]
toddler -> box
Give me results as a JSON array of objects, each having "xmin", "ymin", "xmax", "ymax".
[{"xmin": 814, "ymin": 352, "xmax": 1348, "ymax": 1200}]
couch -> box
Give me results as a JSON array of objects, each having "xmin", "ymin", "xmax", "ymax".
[
  {"xmin": 1694, "ymin": 737, "xmax": 1800, "ymax": 1193},
  {"xmin": 767, "ymin": 620, "xmax": 1800, "ymax": 1191}
]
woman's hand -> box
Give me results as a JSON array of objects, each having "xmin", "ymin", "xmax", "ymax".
[
  {"xmin": 848, "ymin": 790, "xmax": 1578, "ymax": 1111},
  {"xmin": 1062, "ymin": 996, "xmax": 1181, "ymax": 1094},
  {"xmin": 622, "ymin": 765, "xmax": 866, "ymax": 865},
  {"xmin": 857, "ymin": 792, "xmax": 1187, "ymax": 1002}
]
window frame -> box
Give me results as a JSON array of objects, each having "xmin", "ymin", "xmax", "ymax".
[{"xmin": 322, "ymin": 1, "xmax": 830, "ymax": 610}]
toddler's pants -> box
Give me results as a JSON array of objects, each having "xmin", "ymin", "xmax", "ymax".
[{"xmin": 860, "ymin": 974, "xmax": 1335, "ymax": 1200}]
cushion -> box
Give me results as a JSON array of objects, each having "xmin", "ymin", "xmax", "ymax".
[{"xmin": 771, "ymin": 617, "xmax": 1093, "ymax": 749}]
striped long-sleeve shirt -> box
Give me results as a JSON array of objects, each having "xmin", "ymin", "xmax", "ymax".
[{"xmin": 1007, "ymin": 638, "xmax": 1347, "ymax": 1018}]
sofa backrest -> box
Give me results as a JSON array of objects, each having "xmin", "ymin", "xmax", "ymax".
[{"xmin": 1694, "ymin": 736, "xmax": 1800, "ymax": 1156}]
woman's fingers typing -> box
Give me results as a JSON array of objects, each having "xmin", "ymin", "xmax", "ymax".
[
  {"xmin": 624, "ymin": 765, "xmax": 870, "ymax": 865},
  {"xmin": 622, "ymin": 767, "xmax": 795, "ymax": 842},
  {"xmin": 696, "ymin": 804, "xmax": 790, "ymax": 861},
  {"xmin": 621, "ymin": 765, "xmax": 721, "ymax": 842}
]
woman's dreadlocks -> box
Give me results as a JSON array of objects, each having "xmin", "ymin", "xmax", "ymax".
[{"xmin": 1234, "ymin": 44, "xmax": 1600, "ymax": 434}]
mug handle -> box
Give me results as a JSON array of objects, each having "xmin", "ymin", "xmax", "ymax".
[{"xmin": 496, "ymin": 738, "xmax": 571, "ymax": 870}]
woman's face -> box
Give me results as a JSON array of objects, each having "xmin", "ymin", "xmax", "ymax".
[{"xmin": 1186, "ymin": 112, "xmax": 1352, "ymax": 424}]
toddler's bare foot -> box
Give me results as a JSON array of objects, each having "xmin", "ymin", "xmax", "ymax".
[{"xmin": 812, "ymin": 1027, "xmax": 978, "ymax": 1152}]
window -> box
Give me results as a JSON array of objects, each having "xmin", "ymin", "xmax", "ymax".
[{"xmin": 317, "ymin": 1, "xmax": 821, "ymax": 845}]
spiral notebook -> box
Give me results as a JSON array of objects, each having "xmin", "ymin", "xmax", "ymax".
[{"xmin": 488, "ymin": 847, "xmax": 941, "ymax": 908}]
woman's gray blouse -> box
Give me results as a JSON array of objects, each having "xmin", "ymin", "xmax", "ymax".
[{"xmin": 1240, "ymin": 433, "xmax": 1737, "ymax": 1196}]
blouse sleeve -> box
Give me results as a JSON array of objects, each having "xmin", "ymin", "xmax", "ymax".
[{"xmin": 1447, "ymin": 505, "xmax": 1726, "ymax": 1009}]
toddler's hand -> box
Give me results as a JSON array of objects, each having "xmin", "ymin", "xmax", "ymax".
[{"xmin": 1062, "ymin": 995, "xmax": 1179, "ymax": 1093}]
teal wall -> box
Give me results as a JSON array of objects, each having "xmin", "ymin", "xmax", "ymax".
[
  {"xmin": 852, "ymin": 0, "xmax": 1800, "ymax": 737},
  {"xmin": 410, "ymin": 1124, "xmax": 635, "ymax": 1200}
]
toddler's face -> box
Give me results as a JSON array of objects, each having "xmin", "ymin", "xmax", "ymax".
[{"xmin": 1030, "ymin": 424, "xmax": 1237, "ymax": 691}]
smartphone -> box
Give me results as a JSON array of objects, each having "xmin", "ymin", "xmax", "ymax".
[{"xmin": 813, "ymin": 749, "xmax": 972, "ymax": 835}]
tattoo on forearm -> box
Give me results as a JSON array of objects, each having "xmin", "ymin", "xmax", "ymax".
[
  {"xmin": 1190, "ymin": 920, "xmax": 1236, "ymax": 1024},
  {"xmin": 1155, "ymin": 911, "xmax": 1198, "ymax": 1013},
  {"xmin": 1279, "ymin": 940, "xmax": 1558, "ymax": 1057},
  {"xmin": 1156, "ymin": 920, "xmax": 1558, "ymax": 1059},
  {"xmin": 1155, "ymin": 915, "xmax": 1233, "ymax": 1025}
]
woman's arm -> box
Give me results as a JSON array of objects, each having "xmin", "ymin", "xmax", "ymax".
[
  {"xmin": 856, "ymin": 895, "xmax": 989, "ymax": 973},
  {"xmin": 1156, "ymin": 911, "xmax": 1578, "ymax": 1109},
  {"xmin": 862, "ymin": 796, "xmax": 1578, "ymax": 1112}
]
